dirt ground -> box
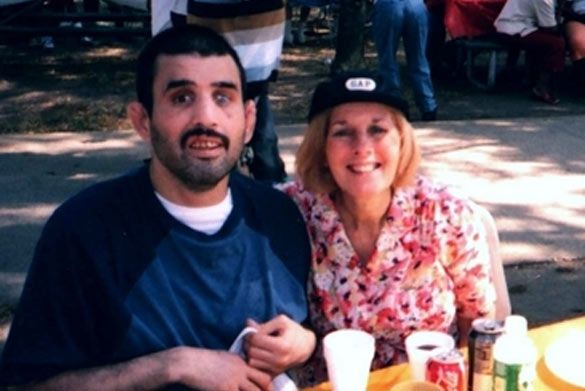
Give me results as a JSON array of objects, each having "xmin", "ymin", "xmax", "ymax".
[
  {"xmin": 2, "ymin": 26, "xmax": 585, "ymax": 135},
  {"xmin": 0, "ymin": 30, "xmax": 342, "ymax": 134}
]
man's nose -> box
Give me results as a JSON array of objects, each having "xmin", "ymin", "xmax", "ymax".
[{"xmin": 191, "ymin": 95, "xmax": 219, "ymax": 128}]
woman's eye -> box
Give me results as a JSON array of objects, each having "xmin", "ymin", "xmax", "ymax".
[
  {"xmin": 330, "ymin": 128, "xmax": 351, "ymax": 137},
  {"xmin": 369, "ymin": 125, "xmax": 387, "ymax": 135}
]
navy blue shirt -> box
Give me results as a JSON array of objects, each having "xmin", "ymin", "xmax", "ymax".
[{"xmin": 0, "ymin": 165, "xmax": 310, "ymax": 386}]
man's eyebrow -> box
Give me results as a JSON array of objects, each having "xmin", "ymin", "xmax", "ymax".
[
  {"xmin": 213, "ymin": 80, "xmax": 239, "ymax": 92},
  {"xmin": 164, "ymin": 79, "xmax": 240, "ymax": 93},
  {"xmin": 165, "ymin": 79, "xmax": 194, "ymax": 92}
]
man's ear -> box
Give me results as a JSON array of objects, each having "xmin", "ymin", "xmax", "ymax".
[
  {"xmin": 127, "ymin": 101, "xmax": 151, "ymax": 141},
  {"xmin": 243, "ymin": 99, "xmax": 257, "ymax": 144}
]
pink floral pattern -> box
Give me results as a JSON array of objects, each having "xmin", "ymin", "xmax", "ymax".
[{"xmin": 280, "ymin": 176, "xmax": 495, "ymax": 385}]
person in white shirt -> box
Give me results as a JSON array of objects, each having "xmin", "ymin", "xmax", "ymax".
[{"xmin": 494, "ymin": 0, "xmax": 565, "ymax": 104}]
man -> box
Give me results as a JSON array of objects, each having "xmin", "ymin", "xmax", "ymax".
[
  {"xmin": 0, "ymin": 25, "xmax": 315, "ymax": 390},
  {"xmin": 153, "ymin": 0, "xmax": 288, "ymax": 183}
]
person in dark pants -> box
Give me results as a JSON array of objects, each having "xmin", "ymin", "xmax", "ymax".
[
  {"xmin": 425, "ymin": 0, "xmax": 447, "ymax": 75},
  {"xmin": 248, "ymin": 92, "xmax": 287, "ymax": 181},
  {"xmin": 494, "ymin": 0, "xmax": 565, "ymax": 104},
  {"xmin": 372, "ymin": 0, "xmax": 439, "ymax": 121}
]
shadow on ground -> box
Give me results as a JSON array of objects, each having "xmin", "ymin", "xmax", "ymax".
[{"xmin": 2, "ymin": 35, "xmax": 585, "ymax": 133}]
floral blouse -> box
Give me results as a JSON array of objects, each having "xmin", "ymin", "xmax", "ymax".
[{"xmin": 280, "ymin": 176, "xmax": 496, "ymax": 385}]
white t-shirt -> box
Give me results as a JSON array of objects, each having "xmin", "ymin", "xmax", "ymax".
[
  {"xmin": 155, "ymin": 189, "xmax": 233, "ymax": 235},
  {"xmin": 494, "ymin": 0, "xmax": 557, "ymax": 37}
]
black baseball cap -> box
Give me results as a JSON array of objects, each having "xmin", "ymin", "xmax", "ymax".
[{"xmin": 307, "ymin": 70, "xmax": 409, "ymax": 121}]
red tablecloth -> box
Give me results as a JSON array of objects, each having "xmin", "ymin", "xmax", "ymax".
[{"xmin": 444, "ymin": 0, "xmax": 506, "ymax": 39}]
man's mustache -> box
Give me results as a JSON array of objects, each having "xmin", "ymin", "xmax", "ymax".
[{"xmin": 180, "ymin": 126, "xmax": 230, "ymax": 150}]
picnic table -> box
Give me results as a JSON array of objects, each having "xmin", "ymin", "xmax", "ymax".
[
  {"xmin": 304, "ymin": 315, "xmax": 585, "ymax": 391},
  {"xmin": 444, "ymin": 0, "xmax": 506, "ymax": 39},
  {"xmin": 0, "ymin": 0, "xmax": 150, "ymax": 37}
]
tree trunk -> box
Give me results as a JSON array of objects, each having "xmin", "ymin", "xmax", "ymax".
[{"xmin": 330, "ymin": 0, "xmax": 369, "ymax": 75}]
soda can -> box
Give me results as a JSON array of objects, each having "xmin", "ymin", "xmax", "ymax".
[
  {"xmin": 425, "ymin": 348, "xmax": 466, "ymax": 391},
  {"xmin": 468, "ymin": 318, "xmax": 505, "ymax": 391}
]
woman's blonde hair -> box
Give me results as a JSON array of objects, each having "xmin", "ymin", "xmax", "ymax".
[{"xmin": 295, "ymin": 105, "xmax": 421, "ymax": 194}]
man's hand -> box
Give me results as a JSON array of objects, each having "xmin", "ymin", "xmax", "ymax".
[
  {"xmin": 171, "ymin": 347, "xmax": 273, "ymax": 391},
  {"xmin": 19, "ymin": 347, "xmax": 273, "ymax": 391},
  {"xmin": 244, "ymin": 315, "xmax": 316, "ymax": 377}
]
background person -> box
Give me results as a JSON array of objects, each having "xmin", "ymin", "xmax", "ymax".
[
  {"xmin": 0, "ymin": 24, "xmax": 315, "ymax": 390},
  {"xmin": 281, "ymin": 70, "xmax": 496, "ymax": 385},
  {"xmin": 371, "ymin": 0, "xmax": 439, "ymax": 121},
  {"xmin": 425, "ymin": 0, "xmax": 448, "ymax": 76},
  {"xmin": 494, "ymin": 0, "xmax": 565, "ymax": 104}
]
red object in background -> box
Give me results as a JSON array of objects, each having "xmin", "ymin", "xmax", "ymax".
[
  {"xmin": 425, "ymin": 348, "xmax": 466, "ymax": 391},
  {"xmin": 444, "ymin": 0, "xmax": 506, "ymax": 39}
]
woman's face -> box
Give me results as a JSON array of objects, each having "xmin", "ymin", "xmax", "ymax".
[{"xmin": 325, "ymin": 102, "xmax": 401, "ymax": 199}]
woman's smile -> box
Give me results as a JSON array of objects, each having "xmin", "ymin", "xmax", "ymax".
[{"xmin": 346, "ymin": 162, "xmax": 381, "ymax": 174}]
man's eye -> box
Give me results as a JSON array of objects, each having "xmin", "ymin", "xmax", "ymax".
[
  {"xmin": 215, "ymin": 93, "xmax": 231, "ymax": 105},
  {"xmin": 172, "ymin": 93, "xmax": 193, "ymax": 105}
]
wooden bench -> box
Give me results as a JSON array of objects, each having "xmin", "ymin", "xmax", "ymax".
[{"xmin": 454, "ymin": 35, "xmax": 511, "ymax": 90}]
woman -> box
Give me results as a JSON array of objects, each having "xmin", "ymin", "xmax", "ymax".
[{"xmin": 282, "ymin": 70, "xmax": 496, "ymax": 385}]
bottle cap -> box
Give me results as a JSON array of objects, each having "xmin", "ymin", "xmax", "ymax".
[{"xmin": 504, "ymin": 315, "xmax": 528, "ymax": 336}]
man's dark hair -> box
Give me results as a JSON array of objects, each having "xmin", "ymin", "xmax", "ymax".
[{"xmin": 136, "ymin": 24, "xmax": 247, "ymax": 115}]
